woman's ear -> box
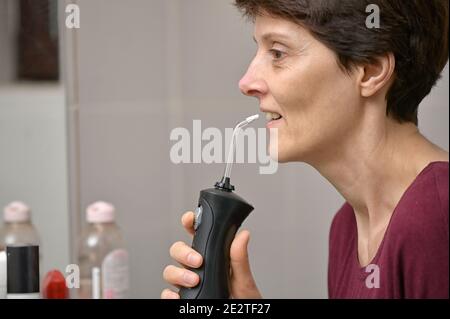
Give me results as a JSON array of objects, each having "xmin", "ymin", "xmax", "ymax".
[{"xmin": 359, "ymin": 52, "xmax": 395, "ymax": 98}]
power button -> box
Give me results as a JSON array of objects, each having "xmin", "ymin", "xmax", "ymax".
[{"xmin": 193, "ymin": 206, "xmax": 203, "ymax": 230}]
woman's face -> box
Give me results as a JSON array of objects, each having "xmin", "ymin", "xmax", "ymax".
[{"xmin": 239, "ymin": 14, "xmax": 364, "ymax": 164}]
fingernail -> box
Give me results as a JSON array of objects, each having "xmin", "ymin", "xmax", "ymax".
[
  {"xmin": 187, "ymin": 253, "xmax": 201, "ymax": 266},
  {"xmin": 183, "ymin": 271, "xmax": 198, "ymax": 286}
]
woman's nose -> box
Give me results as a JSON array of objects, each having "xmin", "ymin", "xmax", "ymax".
[{"xmin": 239, "ymin": 64, "xmax": 268, "ymax": 98}]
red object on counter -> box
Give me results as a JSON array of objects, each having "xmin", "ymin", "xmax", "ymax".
[{"xmin": 42, "ymin": 270, "xmax": 69, "ymax": 299}]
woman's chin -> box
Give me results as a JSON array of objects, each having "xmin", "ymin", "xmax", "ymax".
[
  {"xmin": 271, "ymin": 141, "xmax": 311, "ymax": 163},
  {"xmin": 268, "ymin": 144, "xmax": 295, "ymax": 163},
  {"xmin": 276, "ymin": 152, "xmax": 297, "ymax": 163}
]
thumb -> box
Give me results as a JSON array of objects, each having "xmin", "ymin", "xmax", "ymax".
[{"xmin": 229, "ymin": 230, "xmax": 261, "ymax": 298}]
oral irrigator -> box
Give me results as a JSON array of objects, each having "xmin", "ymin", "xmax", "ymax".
[{"xmin": 179, "ymin": 114, "xmax": 259, "ymax": 299}]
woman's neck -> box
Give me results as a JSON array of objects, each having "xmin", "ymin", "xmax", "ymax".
[{"xmin": 306, "ymin": 114, "xmax": 448, "ymax": 265}]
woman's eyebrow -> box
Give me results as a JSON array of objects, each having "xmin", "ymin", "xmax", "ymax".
[{"xmin": 253, "ymin": 31, "xmax": 293, "ymax": 44}]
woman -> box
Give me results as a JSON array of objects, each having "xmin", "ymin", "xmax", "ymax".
[{"xmin": 162, "ymin": 0, "xmax": 449, "ymax": 298}]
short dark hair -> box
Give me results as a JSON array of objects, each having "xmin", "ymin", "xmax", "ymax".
[{"xmin": 235, "ymin": 0, "xmax": 449, "ymax": 125}]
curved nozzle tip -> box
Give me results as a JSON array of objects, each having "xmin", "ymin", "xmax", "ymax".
[{"xmin": 245, "ymin": 114, "xmax": 259, "ymax": 124}]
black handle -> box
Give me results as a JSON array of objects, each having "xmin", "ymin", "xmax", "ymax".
[{"xmin": 179, "ymin": 188, "xmax": 254, "ymax": 299}]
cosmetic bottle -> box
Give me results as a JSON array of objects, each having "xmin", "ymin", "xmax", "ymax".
[
  {"xmin": 78, "ymin": 201, "xmax": 129, "ymax": 299},
  {"xmin": 0, "ymin": 201, "xmax": 41, "ymax": 299}
]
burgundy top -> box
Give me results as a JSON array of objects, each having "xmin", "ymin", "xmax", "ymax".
[{"xmin": 328, "ymin": 161, "xmax": 449, "ymax": 298}]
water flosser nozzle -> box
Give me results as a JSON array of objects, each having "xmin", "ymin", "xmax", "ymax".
[
  {"xmin": 179, "ymin": 114, "xmax": 259, "ymax": 299},
  {"xmin": 215, "ymin": 114, "xmax": 260, "ymax": 192}
]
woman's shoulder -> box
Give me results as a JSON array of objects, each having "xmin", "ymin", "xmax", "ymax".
[
  {"xmin": 408, "ymin": 160, "xmax": 448, "ymax": 213},
  {"xmin": 427, "ymin": 161, "xmax": 449, "ymax": 213},
  {"xmin": 383, "ymin": 161, "xmax": 449, "ymax": 282},
  {"xmin": 390, "ymin": 161, "xmax": 449, "ymax": 243}
]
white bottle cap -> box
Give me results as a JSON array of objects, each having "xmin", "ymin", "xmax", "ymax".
[
  {"xmin": 86, "ymin": 201, "xmax": 115, "ymax": 223},
  {"xmin": 3, "ymin": 201, "xmax": 31, "ymax": 223}
]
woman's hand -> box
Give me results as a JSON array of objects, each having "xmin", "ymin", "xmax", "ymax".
[{"xmin": 161, "ymin": 211, "xmax": 262, "ymax": 299}]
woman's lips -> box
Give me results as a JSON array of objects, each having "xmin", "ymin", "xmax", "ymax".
[{"xmin": 266, "ymin": 117, "xmax": 284, "ymax": 128}]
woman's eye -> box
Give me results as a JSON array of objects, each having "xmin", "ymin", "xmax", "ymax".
[{"xmin": 269, "ymin": 49, "xmax": 286, "ymax": 61}]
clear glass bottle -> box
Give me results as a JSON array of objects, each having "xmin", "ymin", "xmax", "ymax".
[
  {"xmin": 0, "ymin": 201, "xmax": 41, "ymax": 298},
  {"xmin": 78, "ymin": 201, "xmax": 129, "ymax": 299}
]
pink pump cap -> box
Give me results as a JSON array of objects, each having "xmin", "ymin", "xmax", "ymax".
[
  {"xmin": 86, "ymin": 201, "xmax": 115, "ymax": 223},
  {"xmin": 3, "ymin": 201, "xmax": 31, "ymax": 223}
]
